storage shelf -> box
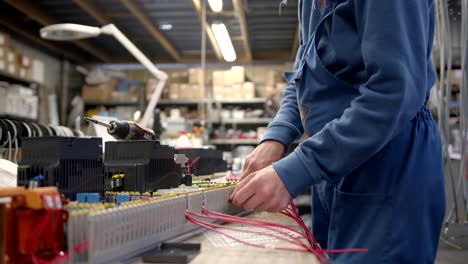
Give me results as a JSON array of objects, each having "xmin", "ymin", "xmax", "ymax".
[
  {"xmin": 214, "ymin": 118, "xmax": 273, "ymax": 125},
  {"xmin": 215, "ymin": 98, "xmax": 266, "ymax": 104},
  {"xmin": 0, "ymin": 114, "xmax": 37, "ymax": 122},
  {"xmin": 0, "ymin": 70, "xmax": 38, "ymax": 87},
  {"xmin": 84, "ymin": 101, "xmax": 141, "ymax": 107},
  {"xmin": 158, "ymin": 99, "xmax": 207, "ymax": 105},
  {"xmin": 210, "ymin": 139, "xmax": 260, "ymax": 145}
]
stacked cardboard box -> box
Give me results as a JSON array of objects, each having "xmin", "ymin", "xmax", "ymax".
[
  {"xmin": 0, "ymin": 32, "xmax": 9, "ymax": 73},
  {"xmin": 212, "ymin": 66, "xmax": 255, "ymax": 100},
  {"xmin": 165, "ymin": 83, "xmax": 204, "ymax": 100},
  {"xmin": 82, "ymin": 78, "xmax": 118, "ymax": 102},
  {"xmin": 260, "ymin": 70, "xmax": 288, "ymax": 97},
  {"xmin": 0, "ymin": 31, "xmax": 33, "ymax": 80},
  {"xmin": 18, "ymin": 53, "xmax": 32, "ymax": 79}
]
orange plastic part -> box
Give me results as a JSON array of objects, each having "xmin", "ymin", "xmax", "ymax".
[{"xmin": 1, "ymin": 187, "xmax": 66, "ymax": 264}]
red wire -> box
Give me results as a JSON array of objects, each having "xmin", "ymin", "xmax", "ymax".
[
  {"xmin": 190, "ymin": 207, "xmax": 327, "ymax": 262},
  {"xmin": 187, "ymin": 210, "xmax": 315, "ymax": 253},
  {"xmin": 187, "ymin": 215, "xmax": 313, "ymax": 252},
  {"xmin": 192, "ymin": 202, "xmax": 368, "ymax": 257},
  {"xmin": 199, "ymin": 207, "xmax": 314, "ymax": 244},
  {"xmin": 186, "ymin": 215, "xmax": 316, "ymax": 254}
]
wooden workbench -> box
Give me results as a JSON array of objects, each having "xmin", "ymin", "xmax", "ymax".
[{"xmin": 130, "ymin": 212, "xmax": 320, "ymax": 264}]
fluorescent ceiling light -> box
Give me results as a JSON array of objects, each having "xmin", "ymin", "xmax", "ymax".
[
  {"xmin": 211, "ymin": 23, "xmax": 236, "ymax": 62},
  {"xmin": 208, "ymin": 0, "xmax": 223, "ymax": 12},
  {"xmin": 159, "ymin": 23, "xmax": 173, "ymax": 31}
]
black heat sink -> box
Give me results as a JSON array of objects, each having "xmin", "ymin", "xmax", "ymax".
[
  {"xmin": 17, "ymin": 137, "xmax": 104, "ymax": 200},
  {"xmin": 104, "ymin": 141, "xmax": 182, "ymax": 192}
]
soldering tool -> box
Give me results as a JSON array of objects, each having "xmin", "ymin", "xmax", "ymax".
[{"xmin": 84, "ymin": 117, "xmax": 157, "ymax": 141}]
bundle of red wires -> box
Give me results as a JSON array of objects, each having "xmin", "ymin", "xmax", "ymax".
[{"xmin": 186, "ymin": 201, "xmax": 367, "ymax": 263}]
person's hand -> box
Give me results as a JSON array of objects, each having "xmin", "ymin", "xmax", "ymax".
[
  {"xmin": 240, "ymin": 140, "xmax": 285, "ymax": 181},
  {"xmin": 229, "ymin": 165, "xmax": 292, "ymax": 213}
]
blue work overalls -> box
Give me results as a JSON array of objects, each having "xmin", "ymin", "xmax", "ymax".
[{"xmin": 262, "ymin": 0, "xmax": 446, "ymax": 263}]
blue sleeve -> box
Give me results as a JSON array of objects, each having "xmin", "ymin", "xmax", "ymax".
[
  {"xmin": 273, "ymin": 0, "xmax": 432, "ymax": 197},
  {"xmin": 261, "ymin": 49, "xmax": 305, "ymax": 149}
]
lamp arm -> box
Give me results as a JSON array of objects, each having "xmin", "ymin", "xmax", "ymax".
[{"xmin": 100, "ymin": 24, "xmax": 167, "ymax": 128}]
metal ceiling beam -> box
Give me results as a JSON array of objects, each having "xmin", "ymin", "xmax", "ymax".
[
  {"xmin": 254, "ymin": 51, "xmax": 291, "ymax": 61},
  {"xmin": 291, "ymin": 22, "xmax": 300, "ymax": 59},
  {"xmin": 233, "ymin": 0, "xmax": 252, "ymax": 61},
  {"xmin": 191, "ymin": 0, "xmax": 223, "ymax": 61},
  {"xmin": 73, "ymin": 0, "xmax": 112, "ymax": 25},
  {"xmin": 120, "ymin": 0, "xmax": 181, "ymax": 62},
  {"xmin": 0, "ymin": 17, "xmax": 85, "ymax": 63},
  {"xmin": 105, "ymin": 11, "xmax": 133, "ymax": 17},
  {"xmin": 3, "ymin": 0, "xmax": 112, "ymax": 62},
  {"xmin": 73, "ymin": 0, "xmax": 147, "ymax": 63}
]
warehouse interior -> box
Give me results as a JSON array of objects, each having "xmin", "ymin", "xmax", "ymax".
[{"xmin": 0, "ymin": 0, "xmax": 467, "ymax": 263}]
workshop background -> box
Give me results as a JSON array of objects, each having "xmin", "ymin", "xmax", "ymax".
[{"xmin": 0, "ymin": 0, "xmax": 467, "ymax": 263}]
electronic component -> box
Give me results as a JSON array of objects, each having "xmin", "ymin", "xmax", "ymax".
[
  {"xmin": 84, "ymin": 117, "xmax": 157, "ymax": 141},
  {"xmin": 104, "ymin": 140, "xmax": 182, "ymax": 193},
  {"xmin": 176, "ymin": 148, "xmax": 228, "ymax": 176},
  {"xmin": 0, "ymin": 187, "xmax": 67, "ymax": 264},
  {"xmin": 17, "ymin": 137, "xmax": 105, "ymax": 200},
  {"xmin": 65, "ymin": 183, "xmax": 241, "ymax": 263}
]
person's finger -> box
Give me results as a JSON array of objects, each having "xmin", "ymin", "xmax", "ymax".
[
  {"xmin": 242, "ymin": 193, "xmax": 264, "ymax": 211},
  {"xmin": 239, "ymin": 161, "xmax": 257, "ymax": 181},
  {"xmin": 254, "ymin": 202, "xmax": 268, "ymax": 212},
  {"xmin": 229, "ymin": 171, "xmax": 256, "ymax": 200},
  {"xmin": 231, "ymin": 179, "xmax": 258, "ymax": 207}
]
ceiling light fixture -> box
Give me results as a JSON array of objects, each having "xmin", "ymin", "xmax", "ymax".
[
  {"xmin": 211, "ymin": 22, "xmax": 236, "ymax": 62},
  {"xmin": 40, "ymin": 23, "xmax": 167, "ymax": 127},
  {"xmin": 208, "ymin": 0, "xmax": 223, "ymax": 12},
  {"xmin": 159, "ymin": 23, "xmax": 173, "ymax": 31}
]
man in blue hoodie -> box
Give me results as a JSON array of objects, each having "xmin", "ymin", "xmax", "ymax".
[{"xmin": 230, "ymin": 0, "xmax": 445, "ymax": 262}]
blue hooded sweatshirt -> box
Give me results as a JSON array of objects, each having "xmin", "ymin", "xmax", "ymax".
[{"xmin": 262, "ymin": 0, "xmax": 436, "ymax": 197}]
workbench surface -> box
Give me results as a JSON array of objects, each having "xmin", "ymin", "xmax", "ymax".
[{"xmin": 130, "ymin": 212, "xmax": 320, "ymax": 264}]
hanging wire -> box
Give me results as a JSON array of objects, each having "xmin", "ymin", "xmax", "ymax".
[
  {"xmin": 435, "ymin": 0, "xmax": 461, "ymax": 228},
  {"xmin": 279, "ymin": 0, "xmax": 288, "ymax": 16},
  {"xmin": 460, "ymin": 0, "xmax": 468, "ymax": 222}
]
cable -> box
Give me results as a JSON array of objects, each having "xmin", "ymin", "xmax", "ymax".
[{"xmin": 187, "ymin": 201, "xmax": 368, "ymax": 262}]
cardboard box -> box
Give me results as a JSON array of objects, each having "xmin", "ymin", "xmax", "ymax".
[
  {"xmin": 259, "ymin": 86, "xmax": 276, "ymax": 97},
  {"xmin": 179, "ymin": 84, "xmax": 190, "ymax": 99},
  {"xmin": 169, "ymin": 71, "xmax": 189, "ymax": 84},
  {"xmin": 191, "ymin": 84, "xmax": 204, "ymax": 99},
  {"xmin": 265, "ymin": 70, "xmax": 284, "ymax": 87},
  {"xmin": 18, "ymin": 67, "xmax": 30, "ymax": 79},
  {"xmin": 0, "ymin": 32, "xmax": 10, "ymax": 46},
  {"xmin": 31, "ymin": 59, "xmax": 45, "ymax": 84},
  {"xmin": 223, "ymin": 86, "xmax": 233, "ymax": 100},
  {"xmin": 19, "ymin": 54, "xmax": 32, "ymax": 68},
  {"xmin": 224, "ymin": 66, "xmax": 245, "ymax": 86},
  {"xmin": 6, "ymin": 62, "xmax": 18, "ymax": 76},
  {"xmin": 276, "ymin": 82, "xmax": 288, "ymax": 95},
  {"xmin": 232, "ymin": 84, "xmax": 243, "ymax": 99},
  {"xmin": 189, "ymin": 68, "xmax": 203, "ymax": 84},
  {"xmin": 82, "ymin": 78, "xmax": 118, "ymax": 102},
  {"xmin": 6, "ymin": 48, "xmax": 16, "ymax": 63},
  {"xmin": 243, "ymin": 82, "xmax": 255, "ymax": 99},
  {"xmin": 213, "ymin": 85, "xmax": 224, "ymax": 100},
  {"xmin": 0, "ymin": 59, "xmax": 6, "ymax": 71},
  {"xmin": 213, "ymin": 71, "xmax": 224, "ymax": 87},
  {"xmin": 169, "ymin": 83, "xmax": 180, "ymax": 99},
  {"xmin": 230, "ymin": 66, "xmax": 245, "ymax": 83}
]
